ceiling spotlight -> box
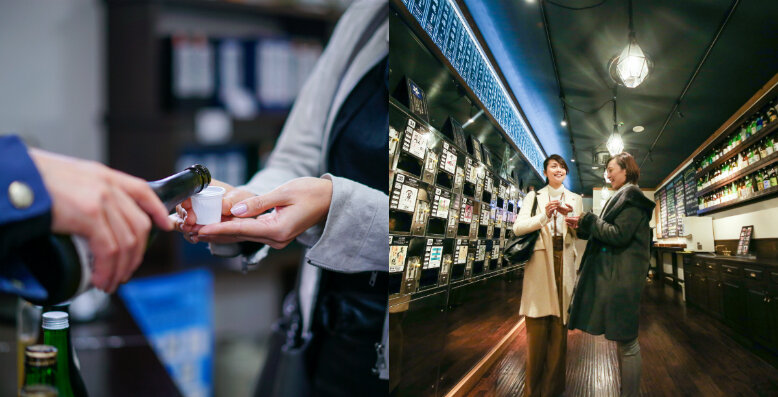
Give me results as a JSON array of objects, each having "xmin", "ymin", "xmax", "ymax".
[
  {"xmin": 561, "ymin": 120, "xmax": 567, "ymax": 127},
  {"xmin": 592, "ymin": 166, "xmax": 599, "ymax": 170},
  {"xmin": 571, "ymin": 158, "xmax": 575, "ymax": 162},
  {"xmin": 632, "ymin": 125, "xmax": 645, "ymax": 133}
]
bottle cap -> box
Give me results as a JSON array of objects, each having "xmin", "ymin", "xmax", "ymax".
[
  {"xmin": 42, "ymin": 311, "xmax": 69, "ymax": 330},
  {"xmin": 25, "ymin": 344, "xmax": 58, "ymax": 367}
]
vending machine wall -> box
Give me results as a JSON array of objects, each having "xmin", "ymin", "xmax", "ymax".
[{"xmin": 388, "ymin": 3, "xmax": 545, "ymax": 395}]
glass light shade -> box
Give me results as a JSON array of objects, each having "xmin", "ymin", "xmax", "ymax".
[
  {"xmin": 606, "ymin": 133, "xmax": 624, "ymax": 156},
  {"xmin": 616, "ymin": 35, "xmax": 650, "ymax": 88}
]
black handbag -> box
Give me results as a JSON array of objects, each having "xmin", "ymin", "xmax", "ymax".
[
  {"xmin": 503, "ymin": 192, "xmax": 541, "ymax": 264},
  {"xmin": 253, "ymin": 287, "xmax": 313, "ymax": 397}
]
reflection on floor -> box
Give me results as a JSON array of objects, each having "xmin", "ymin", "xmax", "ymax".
[{"xmin": 467, "ymin": 279, "xmax": 778, "ymax": 396}]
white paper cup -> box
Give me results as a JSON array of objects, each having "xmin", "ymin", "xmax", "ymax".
[{"xmin": 191, "ymin": 186, "xmax": 226, "ymax": 225}]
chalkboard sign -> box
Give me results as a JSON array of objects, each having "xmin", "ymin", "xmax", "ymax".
[
  {"xmin": 660, "ymin": 187, "xmax": 669, "ymax": 237},
  {"xmin": 683, "ymin": 165, "xmax": 699, "ymax": 216},
  {"xmin": 674, "ymin": 175, "xmax": 685, "ymax": 236},
  {"xmin": 666, "ymin": 182, "xmax": 677, "ymax": 237}
]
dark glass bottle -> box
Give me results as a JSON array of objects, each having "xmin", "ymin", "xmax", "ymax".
[
  {"xmin": 42, "ymin": 312, "xmax": 86, "ymax": 397},
  {"xmin": 18, "ymin": 165, "xmax": 211, "ymax": 305},
  {"xmin": 767, "ymin": 105, "xmax": 777, "ymax": 123},
  {"xmin": 23, "ymin": 345, "xmax": 57, "ymax": 388}
]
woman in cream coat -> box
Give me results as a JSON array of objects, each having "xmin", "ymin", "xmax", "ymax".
[{"xmin": 512, "ymin": 154, "xmax": 582, "ymax": 397}]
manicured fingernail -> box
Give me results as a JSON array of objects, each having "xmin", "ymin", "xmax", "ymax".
[{"xmin": 231, "ymin": 203, "xmax": 247, "ymax": 215}]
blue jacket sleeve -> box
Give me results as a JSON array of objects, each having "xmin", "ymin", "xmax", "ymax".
[{"xmin": 0, "ymin": 135, "xmax": 52, "ymax": 261}]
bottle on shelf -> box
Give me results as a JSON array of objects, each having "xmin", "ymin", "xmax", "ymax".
[
  {"xmin": 756, "ymin": 171, "xmax": 765, "ymax": 191},
  {"xmin": 42, "ymin": 312, "xmax": 87, "ymax": 397},
  {"xmin": 753, "ymin": 145, "xmax": 762, "ymax": 163},
  {"xmin": 738, "ymin": 178, "xmax": 746, "ymax": 198},
  {"xmin": 750, "ymin": 117, "xmax": 758, "ymax": 135},
  {"xmin": 771, "ymin": 132, "xmax": 778, "ymax": 153},
  {"xmin": 744, "ymin": 122, "xmax": 752, "ymax": 140},
  {"xmin": 15, "ymin": 165, "xmax": 211, "ymax": 306},
  {"xmin": 767, "ymin": 104, "xmax": 777, "ymax": 124},
  {"xmin": 760, "ymin": 139, "xmax": 768, "ymax": 159},
  {"xmin": 773, "ymin": 98, "xmax": 778, "ymax": 115},
  {"xmin": 770, "ymin": 166, "xmax": 778, "ymax": 188},
  {"xmin": 23, "ymin": 345, "xmax": 57, "ymax": 389}
]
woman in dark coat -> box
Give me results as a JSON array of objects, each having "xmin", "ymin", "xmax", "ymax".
[{"xmin": 565, "ymin": 152, "xmax": 655, "ymax": 397}]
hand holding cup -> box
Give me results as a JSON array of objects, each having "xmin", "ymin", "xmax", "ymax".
[
  {"xmin": 556, "ymin": 203, "xmax": 574, "ymax": 216},
  {"xmin": 545, "ymin": 200, "xmax": 560, "ymax": 218}
]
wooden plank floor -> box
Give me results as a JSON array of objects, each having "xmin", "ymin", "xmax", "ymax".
[{"xmin": 466, "ymin": 279, "xmax": 778, "ymax": 396}]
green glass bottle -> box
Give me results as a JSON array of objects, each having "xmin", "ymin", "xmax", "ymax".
[
  {"xmin": 769, "ymin": 166, "xmax": 777, "ymax": 188},
  {"xmin": 42, "ymin": 312, "xmax": 87, "ymax": 397},
  {"xmin": 770, "ymin": 134, "xmax": 778, "ymax": 152},
  {"xmin": 23, "ymin": 345, "xmax": 57, "ymax": 388}
]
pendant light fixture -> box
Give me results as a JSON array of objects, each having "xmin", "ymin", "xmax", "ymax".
[
  {"xmin": 606, "ymin": 87, "xmax": 624, "ymax": 156},
  {"xmin": 608, "ymin": 0, "xmax": 651, "ymax": 88},
  {"xmin": 606, "ymin": 132, "xmax": 624, "ymax": 156}
]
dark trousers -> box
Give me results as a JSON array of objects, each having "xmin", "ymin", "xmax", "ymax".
[{"xmin": 524, "ymin": 236, "xmax": 567, "ymax": 397}]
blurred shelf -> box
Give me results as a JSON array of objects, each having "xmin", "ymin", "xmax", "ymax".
[{"xmin": 106, "ymin": 0, "xmax": 342, "ymax": 22}]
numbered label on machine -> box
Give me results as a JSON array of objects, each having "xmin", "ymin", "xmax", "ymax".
[
  {"xmin": 455, "ymin": 239, "xmax": 469, "ymax": 264},
  {"xmin": 391, "ymin": 173, "xmax": 421, "ymax": 213},
  {"xmin": 389, "ymin": 235, "xmax": 411, "ymax": 274},
  {"xmin": 460, "ymin": 197, "xmax": 474, "ymax": 224},
  {"xmin": 440, "ymin": 142, "xmax": 457, "ymax": 174},
  {"xmin": 402, "ymin": 118, "xmax": 428, "ymax": 160},
  {"xmin": 423, "ymin": 238, "xmax": 444, "ymax": 269},
  {"xmin": 431, "ymin": 188, "xmax": 452, "ymax": 219}
]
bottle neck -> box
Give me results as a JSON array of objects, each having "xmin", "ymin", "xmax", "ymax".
[{"xmin": 147, "ymin": 165, "xmax": 211, "ymax": 212}]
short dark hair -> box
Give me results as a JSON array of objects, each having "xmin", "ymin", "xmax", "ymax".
[
  {"xmin": 543, "ymin": 154, "xmax": 569, "ymax": 184},
  {"xmin": 607, "ymin": 152, "xmax": 640, "ymax": 184}
]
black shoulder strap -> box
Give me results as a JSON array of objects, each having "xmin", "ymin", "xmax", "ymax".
[{"xmin": 530, "ymin": 191, "xmax": 539, "ymax": 216}]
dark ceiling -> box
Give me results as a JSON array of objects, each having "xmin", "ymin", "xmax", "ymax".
[{"xmin": 461, "ymin": 0, "xmax": 778, "ymax": 193}]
